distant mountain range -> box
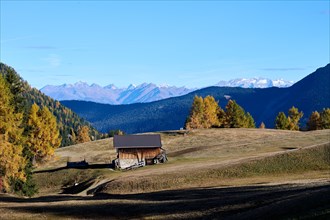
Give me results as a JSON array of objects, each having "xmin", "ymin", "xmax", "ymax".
[
  {"xmin": 216, "ymin": 78, "xmax": 294, "ymax": 88},
  {"xmin": 41, "ymin": 82, "xmax": 194, "ymax": 104},
  {"xmin": 41, "ymin": 78, "xmax": 294, "ymax": 105},
  {"xmin": 61, "ymin": 64, "xmax": 330, "ymax": 133}
]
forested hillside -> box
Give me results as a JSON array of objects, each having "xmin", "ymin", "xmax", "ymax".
[
  {"xmin": 62, "ymin": 64, "xmax": 330, "ymax": 133},
  {"xmin": 0, "ymin": 63, "xmax": 99, "ymax": 147}
]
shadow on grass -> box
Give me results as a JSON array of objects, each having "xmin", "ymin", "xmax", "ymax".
[
  {"xmin": 34, "ymin": 163, "xmax": 114, "ymax": 174},
  {"xmin": 281, "ymin": 147, "xmax": 297, "ymax": 150},
  {"xmin": 60, "ymin": 179, "xmax": 95, "ymax": 194},
  {"xmin": 1, "ymin": 183, "xmax": 330, "ymax": 219}
]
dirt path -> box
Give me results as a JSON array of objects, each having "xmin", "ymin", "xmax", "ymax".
[
  {"xmin": 77, "ymin": 179, "xmax": 112, "ymax": 196},
  {"xmin": 1, "ymin": 179, "xmax": 329, "ymax": 219}
]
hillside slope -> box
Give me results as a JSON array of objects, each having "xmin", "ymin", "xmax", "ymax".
[
  {"xmin": 4, "ymin": 128, "xmax": 329, "ymax": 219},
  {"xmin": 37, "ymin": 128, "xmax": 330, "ymax": 191},
  {"xmin": 0, "ymin": 63, "xmax": 100, "ymax": 146},
  {"xmin": 62, "ymin": 64, "xmax": 330, "ymax": 133}
]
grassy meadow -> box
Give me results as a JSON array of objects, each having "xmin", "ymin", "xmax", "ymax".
[{"xmin": 1, "ymin": 128, "xmax": 330, "ymax": 219}]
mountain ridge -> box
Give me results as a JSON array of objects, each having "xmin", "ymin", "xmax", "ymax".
[
  {"xmin": 41, "ymin": 78, "xmax": 293, "ymax": 105},
  {"xmin": 216, "ymin": 77, "xmax": 293, "ymax": 88},
  {"xmin": 61, "ymin": 64, "xmax": 330, "ymax": 134},
  {"xmin": 41, "ymin": 82, "xmax": 194, "ymax": 105}
]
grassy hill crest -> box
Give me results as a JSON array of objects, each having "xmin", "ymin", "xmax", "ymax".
[{"xmin": 1, "ymin": 128, "xmax": 329, "ymax": 219}]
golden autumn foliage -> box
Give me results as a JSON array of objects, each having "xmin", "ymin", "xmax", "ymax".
[
  {"xmin": 185, "ymin": 96, "xmax": 255, "ymax": 130},
  {"xmin": 275, "ymin": 106, "xmax": 303, "ymax": 131},
  {"xmin": 307, "ymin": 108, "xmax": 330, "ymax": 130},
  {"xmin": 1, "ymin": 62, "xmax": 99, "ymax": 147},
  {"xmin": 0, "ymin": 75, "xmax": 26, "ymax": 191},
  {"xmin": 203, "ymin": 96, "xmax": 220, "ymax": 128},
  {"xmin": 77, "ymin": 125, "xmax": 91, "ymax": 143},
  {"xmin": 287, "ymin": 106, "xmax": 303, "ymax": 131},
  {"xmin": 0, "ymin": 63, "xmax": 83, "ymax": 195},
  {"xmin": 307, "ymin": 111, "xmax": 322, "ymax": 130},
  {"xmin": 320, "ymin": 108, "xmax": 330, "ymax": 129},
  {"xmin": 185, "ymin": 96, "xmax": 205, "ymax": 129},
  {"xmin": 26, "ymin": 103, "xmax": 61, "ymax": 163}
]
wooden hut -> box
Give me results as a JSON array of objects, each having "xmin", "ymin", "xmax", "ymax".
[{"xmin": 113, "ymin": 134, "xmax": 166, "ymax": 169}]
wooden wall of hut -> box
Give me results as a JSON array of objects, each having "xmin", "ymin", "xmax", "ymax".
[{"xmin": 118, "ymin": 148, "xmax": 161, "ymax": 160}]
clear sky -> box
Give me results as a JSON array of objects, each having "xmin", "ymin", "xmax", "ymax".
[{"xmin": 1, "ymin": 1, "xmax": 329, "ymax": 89}]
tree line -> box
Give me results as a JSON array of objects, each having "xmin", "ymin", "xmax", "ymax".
[
  {"xmin": 185, "ymin": 95, "xmax": 255, "ymax": 129},
  {"xmin": 0, "ymin": 65, "xmax": 100, "ymax": 196},
  {"xmin": 0, "ymin": 63, "xmax": 99, "ymax": 147},
  {"xmin": 275, "ymin": 108, "xmax": 330, "ymax": 131},
  {"xmin": 186, "ymin": 95, "xmax": 330, "ymax": 131}
]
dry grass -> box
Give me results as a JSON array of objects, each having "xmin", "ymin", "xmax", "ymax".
[
  {"xmin": 34, "ymin": 128, "xmax": 330, "ymax": 195},
  {"xmin": 41, "ymin": 128, "xmax": 330, "ymax": 169},
  {"xmin": 40, "ymin": 138, "xmax": 116, "ymax": 170},
  {"xmin": 100, "ymin": 143, "xmax": 330, "ymax": 194},
  {"xmin": 2, "ymin": 128, "xmax": 330, "ymax": 219},
  {"xmin": 1, "ymin": 179, "xmax": 329, "ymax": 219}
]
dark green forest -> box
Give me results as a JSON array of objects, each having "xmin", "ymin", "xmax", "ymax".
[
  {"xmin": 0, "ymin": 63, "xmax": 100, "ymax": 147},
  {"xmin": 62, "ymin": 64, "xmax": 330, "ymax": 134}
]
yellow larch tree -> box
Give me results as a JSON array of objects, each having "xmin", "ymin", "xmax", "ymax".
[
  {"xmin": 0, "ymin": 75, "xmax": 26, "ymax": 191},
  {"xmin": 77, "ymin": 125, "xmax": 91, "ymax": 143},
  {"xmin": 202, "ymin": 95, "xmax": 220, "ymax": 128},
  {"xmin": 185, "ymin": 96, "xmax": 205, "ymax": 129},
  {"xmin": 26, "ymin": 104, "xmax": 61, "ymax": 163}
]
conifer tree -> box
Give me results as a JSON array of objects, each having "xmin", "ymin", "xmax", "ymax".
[
  {"xmin": 26, "ymin": 104, "xmax": 61, "ymax": 162},
  {"xmin": 39, "ymin": 107, "xmax": 61, "ymax": 157},
  {"xmin": 77, "ymin": 126, "xmax": 91, "ymax": 143},
  {"xmin": 185, "ymin": 96, "xmax": 204, "ymax": 129},
  {"xmin": 225, "ymin": 100, "xmax": 247, "ymax": 128},
  {"xmin": 26, "ymin": 103, "xmax": 42, "ymax": 161},
  {"xmin": 287, "ymin": 106, "xmax": 303, "ymax": 130},
  {"xmin": 320, "ymin": 108, "xmax": 330, "ymax": 129},
  {"xmin": 245, "ymin": 112, "xmax": 256, "ymax": 128},
  {"xmin": 217, "ymin": 108, "xmax": 226, "ymax": 128},
  {"xmin": 202, "ymin": 95, "xmax": 220, "ymax": 128},
  {"xmin": 275, "ymin": 112, "xmax": 289, "ymax": 130},
  {"xmin": 185, "ymin": 97, "xmax": 255, "ymax": 129},
  {"xmin": 3, "ymin": 67, "xmax": 26, "ymax": 113},
  {"xmin": 0, "ymin": 75, "xmax": 26, "ymax": 191},
  {"xmin": 307, "ymin": 111, "xmax": 322, "ymax": 130}
]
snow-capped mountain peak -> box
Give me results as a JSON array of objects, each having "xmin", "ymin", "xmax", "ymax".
[
  {"xmin": 40, "ymin": 77, "xmax": 294, "ymax": 105},
  {"xmin": 41, "ymin": 82, "xmax": 195, "ymax": 105},
  {"xmin": 215, "ymin": 77, "xmax": 294, "ymax": 88}
]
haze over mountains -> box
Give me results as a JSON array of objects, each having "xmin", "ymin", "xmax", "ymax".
[
  {"xmin": 215, "ymin": 78, "xmax": 294, "ymax": 88},
  {"xmin": 41, "ymin": 82, "xmax": 194, "ymax": 104},
  {"xmin": 41, "ymin": 78, "xmax": 293, "ymax": 104},
  {"xmin": 61, "ymin": 64, "xmax": 330, "ymax": 133}
]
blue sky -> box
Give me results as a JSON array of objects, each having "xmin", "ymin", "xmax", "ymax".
[{"xmin": 1, "ymin": 1, "xmax": 329, "ymax": 89}]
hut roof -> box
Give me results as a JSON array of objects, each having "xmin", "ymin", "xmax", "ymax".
[{"xmin": 113, "ymin": 134, "xmax": 162, "ymax": 149}]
